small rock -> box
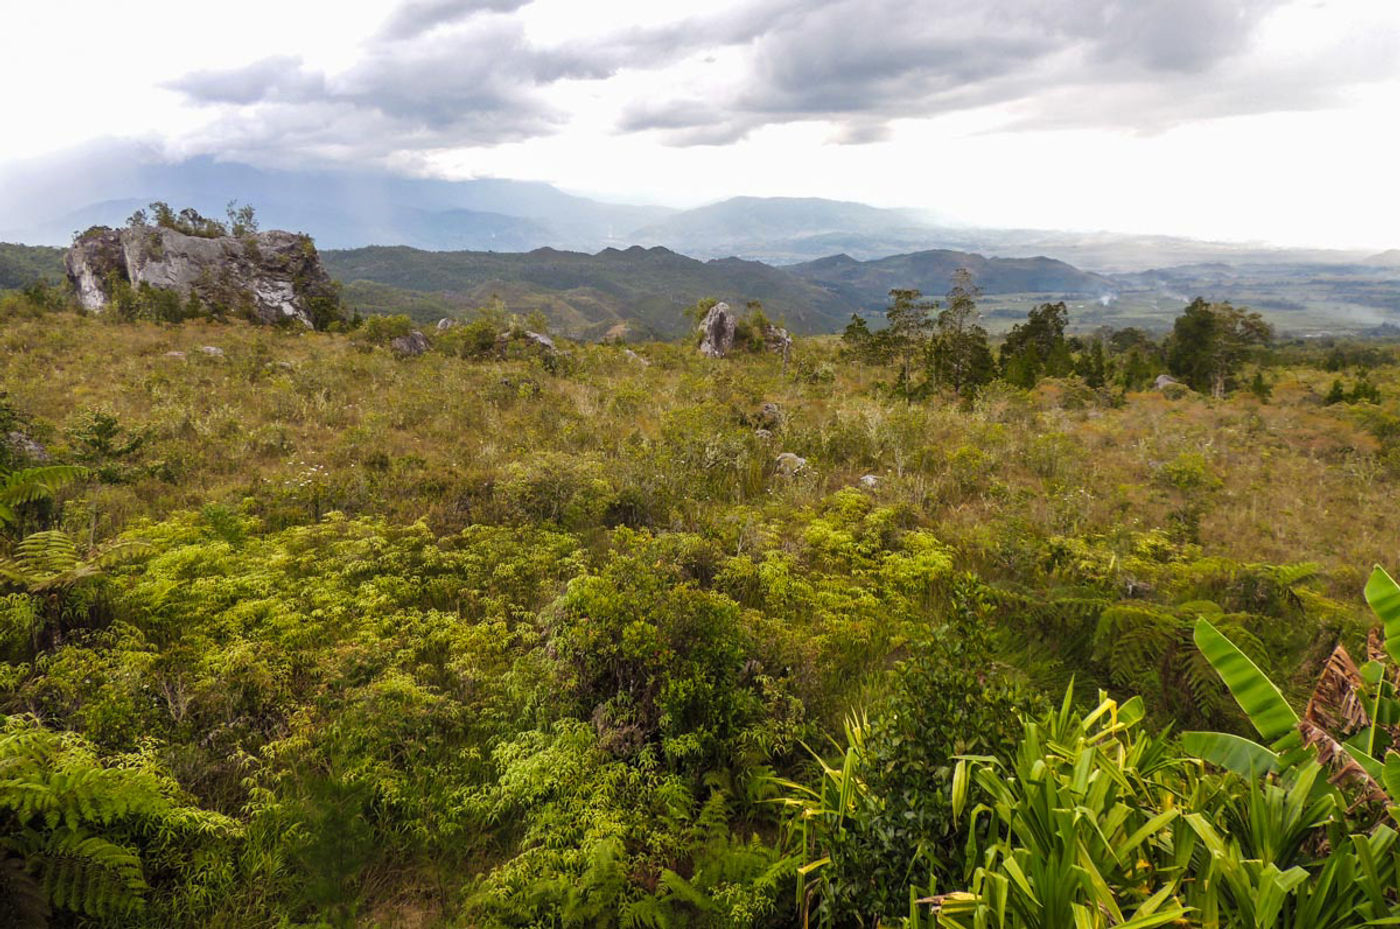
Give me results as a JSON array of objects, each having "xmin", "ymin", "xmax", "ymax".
[
  {"xmin": 699, "ymin": 303, "xmax": 736, "ymax": 358},
  {"xmin": 624, "ymin": 349, "xmax": 650, "ymax": 366},
  {"xmin": 775, "ymin": 452, "xmax": 808, "ymax": 475},
  {"xmin": 5, "ymin": 431, "xmax": 48, "ymax": 462},
  {"xmin": 757, "ymin": 402, "xmax": 783, "ymax": 429},
  {"xmin": 436, "ymin": 317, "xmax": 457, "ymax": 331},
  {"xmin": 523, "ymin": 331, "xmax": 556, "ymax": 351},
  {"xmin": 163, "ymin": 350, "xmax": 186, "ymax": 358},
  {"xmin": 200, "ymin": 345, "xmax": 225, "ymax": 357},
  {"xmin": 391, "ymin": 331, "xmax": 430, "ymax": 357},
  {"xmin": 1153, "ymin": 374, "xmax": 1180, "ymax": 390},
  {"xmin": 859, "ymin": 474, "xmax": 879, "ymax": 488},
  {"xmin": 754, "ymin": 428, "xmax": 774, "ymax": 441}
]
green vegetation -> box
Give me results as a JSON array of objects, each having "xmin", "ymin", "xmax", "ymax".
[
  {"xmin": 4, "ymin": 283, "xmax": 1400, "ymax": 927},
  {"xmin": 122, "ymin": 201, "xmax": 261, "ymax": 240},
  {"xmin": 0, "ymin": 244, "xmax": 64, "ymax": 290}
]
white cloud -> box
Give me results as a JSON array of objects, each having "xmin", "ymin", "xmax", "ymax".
[{"xmin": 1, "ymin": 0, "xmax": 1397, "ymax": 248}]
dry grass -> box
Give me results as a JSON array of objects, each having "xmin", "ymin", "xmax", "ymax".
[{"xmin": 3, "ymin": 312, "xmax": 1397, "ymax": 601}]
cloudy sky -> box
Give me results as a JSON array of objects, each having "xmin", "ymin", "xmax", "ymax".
[{"xmin": 3, "ymin": 0, "xmax": 1398, "ymax": 248}]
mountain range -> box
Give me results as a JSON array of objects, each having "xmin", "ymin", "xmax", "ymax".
[
  {"xmin": 1, "ymin": 147, "xmax": 1388, "ymax": 270},
  {"xmin": 3, "ymin": 148, "xmax": 1399, "ymax": 337},
  {"xmin": 321, "ymin": 244, "xmax": 1112, "ymax": 339}
]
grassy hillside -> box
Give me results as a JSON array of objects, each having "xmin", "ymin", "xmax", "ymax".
[{"xmin": 5, "ymin": 295, "xmax": 1400, "ymax": 926}]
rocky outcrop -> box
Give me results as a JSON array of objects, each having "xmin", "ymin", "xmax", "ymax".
[
  {"xmin": 775, "ymin": 452, "xmax": 808, "ymax": 475},
  {"xmin": 391, "ymin": 331, "xmax": 431, "ymax": 356},
  {"xmin": 699, "ymin": 302, "xmax": 736, "ymax": 358},
  {"xmin": 4, "ymin": 431, "xmax": 48, "ymax": 463},
  {"xmin": 65, "ymin": 225, "xmax": 340, "ymax": 328},
  {"xmin": 763, "ymin": 324, "xmax": 792, "ymax": 358}
]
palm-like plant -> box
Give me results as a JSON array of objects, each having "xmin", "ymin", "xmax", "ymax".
[
  {"xmin": 0, "ymin": 464, "xmax": 86, "ymax": 533},
  {"xmin": 932, "ymin": 689, "xmax": 1191, "ymax": 929},
  {"xmin": 0, "ymin": 716, "xmax": 238, "ymax": 926},
  {"xmin": 0, "ymin": 530, "xmax": 148, "ymax": 653},
  {"xmin": 1185, "ymin": 565, "xmax": 1400, "ymax": 812}
]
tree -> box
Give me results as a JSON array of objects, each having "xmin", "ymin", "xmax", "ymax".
[
  {"xmin": 1166, "ymin": 298, "xmax": 1272, "ymax": 398},
  {"xmin": 884, "ymin": 288, "xmax": 936, "ymax": 396},
  {"xmin": 929, "ymin": 270, "xmax": 994, "ymax": 398},
  {"xmin": 999, "ymin": 301, "xmax": 1072, "ymax": 388},
  {"xmin": 226, "ymin": 200, "xmax": 259, "ymax": 236},
  {"xmin": 1076, "ymin": 337, "xmax": 1107, "ymax": 389}
]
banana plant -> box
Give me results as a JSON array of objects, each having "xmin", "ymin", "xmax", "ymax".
[{"xmin": 1185, "ymin": 565, "xmax": 1400, "ymax": 813}]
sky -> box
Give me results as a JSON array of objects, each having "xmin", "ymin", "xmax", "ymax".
[{"xmin": 2, "ymin": 0, "xmax": 1399, "ymax": 249}]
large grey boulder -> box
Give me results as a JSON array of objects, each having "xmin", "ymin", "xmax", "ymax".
[
  {"xmin": 391, "ymin": 331, "xmax": 431, "ymax": 356},
  {"xmin": 699, "ymin": 302, "xmax": 736, "ymax": 358},
  {"xmin": 65, "ymin": 224, "xmax": 339, "ymax": 328}
]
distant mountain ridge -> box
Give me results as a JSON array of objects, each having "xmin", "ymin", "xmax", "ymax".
[
  {"xmin": 789, "ymin": 250, "xmax": 1112, "ymax": 311},
  {"xmin": 2, "ymin": 146, "xmax": 1387, "ymax": 271},
  {"xmin": 322, "ymin": 244, "xmax": 854, "ymax": 339}
]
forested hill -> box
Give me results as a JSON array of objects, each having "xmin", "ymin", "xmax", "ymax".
[
  {"xmin": 322, "ymin": 244, "xmax": 855, "ymax": 339},
  {"xmin": 323, "ymin": 244, "xmax": 1117, "ymax": 338},
  {"xmin": 0, "ymin": 242, "xmax": 63, "ymax": 289}
]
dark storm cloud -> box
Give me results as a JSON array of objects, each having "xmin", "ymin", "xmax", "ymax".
[
  {"xmin": 622, "ymin": 0, "xmax": 1330, "ymax": 144},
  {"xmin": 167, "ymin": 16, "xmax": 603, "ymax": 152},
  {"xmin": 166, "ymin": 0, "xmax": 1399, "ymax": 159}
]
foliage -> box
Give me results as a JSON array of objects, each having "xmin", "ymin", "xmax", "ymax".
[
  {"xmin": 999, "ymin": 302, "xmax": 1073, "ymax": 389},
  {"xmin": 0, "ymin": 715, "xmax": 236, "ymax": 926},
  {"xmin": 0, "ymin": 291, "xmax": 1398, "ymax": 926},
  {"xmin": 929, "ymin": 271, "xmax": 995, "ymax": 398},
  {"xmin": 1167, "ymin": 298, "xmax": 1272, "ymax": 398}
]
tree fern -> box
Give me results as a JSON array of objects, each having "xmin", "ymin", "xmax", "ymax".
[
  {"xmin": 0, "ymin": 716, "xmax": 237, "ymax": 925},
  {"xmin": 0, "ymin": 465, "xmax": 87, "ymax": 532}
]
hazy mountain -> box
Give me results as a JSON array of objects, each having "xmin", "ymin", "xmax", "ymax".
[
  {"xmin": 789, "ymin": 249, "xmax": 1114, "ymax": 311},
  {"xmin": 3, "ymin": 147, "xmax": 1388, "ymax": 272},
  {"xmin": 1366, "ymin": 250, "xmax": 1400, "ymax": 267},
  {"xmin": 0, "ymin": 148, "xmax": 673, "ymax": 250},
  {"xmin": 323, "ymin": 244, "xmax": 854, "ymax": 339},
  {"xmin": 1104, "ymin": 261, "xmax": 1400, "ymax": 332},
  {"xmin": 629, "ymin": 196, "xmax": 944, "ymax": 261}
]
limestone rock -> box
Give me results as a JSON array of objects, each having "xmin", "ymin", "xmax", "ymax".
[
  {"xmin": 436, "ymin": 318, "xmax": 457, "ymax": 331},
  {"xmin": 623, "ymin": 349, "xmax": 650, "ymax": 366},
  {"xmin": 163, "ymin": 351, "xmax": 186, "ymax": 359},
  {"xmin": 65, "ymin": 224, "xmax": 340, "ymax": 328},
  {"xmin": 200, "ymin": 345, "xmax": 225, "ymax": 357},
  {"xmin": 4, "ymin": 431, "xmax": 48, "ymax": 463},
  {"xmin": 763, "ymin": 324, "xmax": 793, "ymax": 357},
  {"xmin": 699, "ymin": 303, "xmax": 736, "ymax": 358},
  {"xmin": 757, "ymin": 402, "xmax": 783, "ymax": 429},
  {"xmin": 775, "ymin": 452, "xmax": 808, "ymax": 475},
  {"xmin": 859, "ymin": 474, "xmax": 879, "ymax": 488},
  {"xmin": 1154, "ymin": 374, "xmax": 1181, "ymax": 390},
  {"xmin": 391, "ymin": 331, "xmax": 430, "ymax": 357},
  {"xmin": 524, "ymin": 331, "xmax": 556, "ymax": 351}
]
